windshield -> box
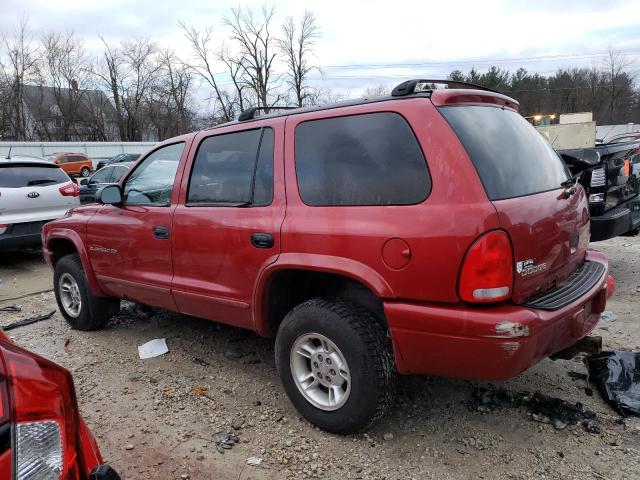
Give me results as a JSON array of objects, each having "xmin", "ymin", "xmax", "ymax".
[
  {"xmin": 0, "ymin": 164, "xmax": 69, "ymax": 188},
  {"xmin": 439, "ymin": 105, "xmax": 570, "ymax": 200}
]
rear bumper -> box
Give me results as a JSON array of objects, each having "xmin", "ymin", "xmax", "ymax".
[
  {"xmin": 0, "ymin": 221, "xmax": 49, "ymax": 250},
  {"xmin": 385, "ymin": 250, "xmax": 609, "ymax": 380},
  {"xmin": 590, "ymin": 199, "xmax": 640, "ymax": 241}
]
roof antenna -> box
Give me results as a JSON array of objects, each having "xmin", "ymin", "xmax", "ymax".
[{"xmin": 5, "ymin": 146, "xmax": 11, "ymax": 159}]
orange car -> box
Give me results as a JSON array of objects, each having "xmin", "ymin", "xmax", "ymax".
[{"xmin": 45, "ymin": 152, "xmax": 94, "ymax": 177}]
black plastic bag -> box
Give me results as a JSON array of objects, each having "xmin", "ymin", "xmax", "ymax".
[{"xmin": 587, "ymin": 351, "xmax": 640, "ymax": 416}]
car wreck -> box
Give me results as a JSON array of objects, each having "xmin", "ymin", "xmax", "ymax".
[{"xmin": 560, "ymin": 133, "xmax": 640, "ymax": 241}]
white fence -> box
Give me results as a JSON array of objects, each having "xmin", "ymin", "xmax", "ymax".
[{"xmin": 0, "ymin": 141, "xmax": 156, "ymax": 169}]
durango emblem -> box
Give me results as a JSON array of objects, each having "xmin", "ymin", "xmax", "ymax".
[{"xmin": 26, "ymin": 191, "xmax": 40, "ymax": 198}]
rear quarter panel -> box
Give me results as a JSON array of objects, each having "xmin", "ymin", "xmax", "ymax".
[{"xmin": 280, "ymin": 98, "xmax": 498, "ymax": 303}]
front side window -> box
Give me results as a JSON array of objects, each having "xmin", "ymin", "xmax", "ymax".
[
  {"xmin": 295, "ymin": 112, "xmax": 431, "ymax": 206},
  {"xmin": 187, "ymin": 127, "xmax": 274, "ymax": 206},
  {"xmin": 112, "ymin": 165, "xmax": 129, "ymax": 182},
  {"xmin": 89, "ymin": 167, "xmax": 112, "ymax": 184},
  {"xmin": 123, "ymin": 142, "xmax": 184, "ymax": 205}
]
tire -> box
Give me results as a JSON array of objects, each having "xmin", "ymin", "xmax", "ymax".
[
  {"xmin": 275, "ymin": 298, "xmax": 395, "ymax": 434},
  {"xmin": 80, "ymin": 167, "xmax": 90, "ymax": 177},
  {"xmin": 53, "ymin": 254, "xmax": 120, "ymax": 330}
]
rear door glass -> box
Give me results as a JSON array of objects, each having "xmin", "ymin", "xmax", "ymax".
[
  {"xmin": 439, "ymin": 106, "xmax": 570, "ymax": 200},
  {"xmin": 0, "ymin": 164, "xmax": 69, "ymax": 188}
]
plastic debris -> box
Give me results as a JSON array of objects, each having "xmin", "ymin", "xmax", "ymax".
[
  {"xmin": 2, "ymin": 311, "xmax": 55, "ymax": 331},
  {"xmin": 137, "ymin": 338, "xmax": 168, "ymax": 359},
  {"xmin": 0, "ymin": 305, "xmax": 21, "ymax": 313},
  {"xmin": 213, "ymin": 432, "xmax": 239, "ymax": 454},
  {"xmin": 587, "ymin": 351, "xmax": 640, "ymax": 416},
  {"xmin": 600, "ymin": 310, "xmax": 617, "ymax": 322},
  {"xmin": 246, "ymin": 456, "xmax": 262, "ymax": 466},
  {"xmin": 470, "ymin": 387, "xmax": 598, "ymax": 430}
]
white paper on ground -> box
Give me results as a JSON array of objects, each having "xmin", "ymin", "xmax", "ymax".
[{"xmin": 138, "ymin": 338, "xmax": 168, "ymax": 359}]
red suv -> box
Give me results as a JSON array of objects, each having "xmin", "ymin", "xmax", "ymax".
[{"xmin": 42, "ymin": 80, "xmax": 612, "ymax": 433}]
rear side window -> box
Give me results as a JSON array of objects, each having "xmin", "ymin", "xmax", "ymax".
[
  {"xmin": 295, "ymin": 112, "xmax": 430, "ymax": 206},
  {"xmin": 187, "ymin": 127, "xmax": 274, "ymax": 206},
  {"xmin": 0, "ymin": 164, "xmax": 68, "ymax": 188},
  {"xmin": 439, "ymin": 106, "xmax": 570, "ymax": 200}
]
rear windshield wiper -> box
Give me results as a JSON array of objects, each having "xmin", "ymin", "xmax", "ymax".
[
  {"xmin": 560, "ymin": 177, "xmax": 577, "ymax": 188},
  {"xmin": 27, "ymin": 179, "xmax": 57, "ymax": 186}
]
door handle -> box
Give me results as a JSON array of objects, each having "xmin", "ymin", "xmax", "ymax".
[
  {"xmin": 251, "ymin": 233, "xmax": 274, "ymax": 249},
  {"xmin": 153, "ymin": 226, "xmax": 170, "ymax": 239}
]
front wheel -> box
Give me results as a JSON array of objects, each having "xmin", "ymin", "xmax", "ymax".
[
  {"xmin": 275, "ymin": 298, "xmax": 395, "ymax": 433},
  {"xmin": 54, "ymin": 254, "xmax": 120, "ymax": 330},
  {"xmin": 80, "ymin": 167, "xmax": 91, "ymax": 177}
]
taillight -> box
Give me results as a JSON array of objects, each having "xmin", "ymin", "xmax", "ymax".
[
  {"xmin": 458, "ymin": 230, "xmax": 514, "ymax": 303},
  {"xmin": 0, "ymin": 224, "xmax": 8, "ymax": 235},
  {"xmin": 58, "ymin": 183, "xmax": 79, "ymax": 197},
  {"xmin": 0, "ymin": 342, "xmax": 80, "ymax": 480}
]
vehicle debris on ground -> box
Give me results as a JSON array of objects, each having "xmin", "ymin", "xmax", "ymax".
[
  {"xmin": 2, "ymin": 310, "xmax": 55, "ymax": 331},
  {"xmin": 588, "ymin": 351, "xmax": 640, "ymax": 416},
  {"xmin": 137, "ymin": 338, "xmax": 169, "ymax": 359},
  {"xmin": 470, "ymin": 386, "xmax": 598, "ymax": 431}
]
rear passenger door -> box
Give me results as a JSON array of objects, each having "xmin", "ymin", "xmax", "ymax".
[{"xmin": 171, "ymin": 119, "xmax": 285, "ymax": 329}]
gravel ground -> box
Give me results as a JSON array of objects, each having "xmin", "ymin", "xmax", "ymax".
[{"xmin": 0, "ymin": 236, "xmax": 639, "ymax": 480}]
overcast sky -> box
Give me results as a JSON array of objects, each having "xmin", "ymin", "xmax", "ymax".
[{"xmin": 2, "ymin": 0, "xmax": 640, "ymax": 96}]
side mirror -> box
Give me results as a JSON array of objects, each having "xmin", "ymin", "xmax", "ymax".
[
  {"xmin": 96, "ymin": 184, "xmax": 122, "ymax": 205},
  {"xmin": 79, "ymin": 178, "xmax": 88, "ymax": 186}
]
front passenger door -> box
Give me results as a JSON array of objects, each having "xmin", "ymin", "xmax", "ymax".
[{"xmin": 86, "ymin": 141, "xmax": 188, "ymax": 309}]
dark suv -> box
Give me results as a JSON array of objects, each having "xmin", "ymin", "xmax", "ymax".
[{"xmin": 42, "ymin": 80, "xmax": 612, "ymax": 433}]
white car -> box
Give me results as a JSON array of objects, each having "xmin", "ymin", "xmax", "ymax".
[{"xmin": 0, "ymin": 156, "xmax": 80, "ymax": 250}]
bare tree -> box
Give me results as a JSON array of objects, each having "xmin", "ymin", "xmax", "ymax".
[
  {"xmin": 95, "ymin": 37, "xmax": 126, "ymax": 140},
  {"xmin": 2, "ymin": 16, "xmax": 40, "ymax": 139},
  {"xmin": 217, "ymin": 43, "xmax": 248, "ymax": 114},
  {"xmin": 179, "ymin": 22, "xmax": 235, "ymax": 122},
  {"xmin": 149, "ymin": 49, "xmax": 195, "ymax": 139},
  {"xmin": 277, "ymin": 11, "xmax": 320, "ymax": 107},
  {"xmin": 603, "ymin": 48, "xmax": 634, "ymax": 123},
  {"xmin": 40, "ymin": 31, "xmax": 93, "ymax": 140},
  {"xmin": 94, "ymin": 38, "xmax": 161, "ymax": 140},
  {"xmin": 224, "ymin": 5, "xmax": 280, "ymax": 110}
]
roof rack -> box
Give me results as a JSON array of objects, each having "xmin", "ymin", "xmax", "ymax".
[
  {"xmin": 238, "ymin": 106, "xmax": 299, "ymax": 122},
  {"xmin": 391, "ymin": 79, "xmax": 503, "ymax": 97}
]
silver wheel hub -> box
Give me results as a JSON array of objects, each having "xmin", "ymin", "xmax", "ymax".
[
  {"xmin": 59, "ymin": 273, "xmax": 82, "ymax": 318},
  {"xmin": 290, "ymin": 333, "xmax": 351, "ymax": 411}
]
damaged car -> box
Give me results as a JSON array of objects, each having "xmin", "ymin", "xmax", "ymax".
[
  {"xmin": 43, "ymin": 79, "xmax": 615, "ymax": 433},
  {"xmin": 0, "ymin": 328, "xmax": 119, "ymax": 479},
  {"xmin": 560, "ymin": 134, "xmax": 640, "ymax": 241}
]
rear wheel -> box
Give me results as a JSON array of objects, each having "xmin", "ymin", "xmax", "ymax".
[
  {"xmin": 54, "ymin": 254, "xmax": 120, "ymax": 330},
  {"xmin": 80, "ymin": 167, "xmax": 90, "ymax": 177},
  {"xmin": 275, "ymin": 298, "xmax": 395, "ymax": 433}
]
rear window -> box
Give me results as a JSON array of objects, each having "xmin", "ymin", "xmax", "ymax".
[
  {"xmin": 439, "ymin": 106, "xmax": 570, "ymax": 200},
  {"xmin": 295, "ymin": 112, "xmax": 430, "ymax": 206},
  {"xmin": 0, "ymin": 164, "xmax": 69, "ymax": 188}
]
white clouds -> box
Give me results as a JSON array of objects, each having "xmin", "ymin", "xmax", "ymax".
[{"xmin": 2, "ymin": 0, "xmax": 639, "ymax": 92}]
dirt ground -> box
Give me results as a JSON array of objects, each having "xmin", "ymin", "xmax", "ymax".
[{"xmin": 0, "ymin": 237, "xmax": 639, "ymax": 480}]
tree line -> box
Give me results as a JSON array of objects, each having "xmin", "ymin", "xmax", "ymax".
[
  {"xmin": 1, "ymin": 7, "xmax": 638, "ymax": 142},
  {"xmin": 448, "ymin": 52, "xmax": 639, "ymax": 123}
]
